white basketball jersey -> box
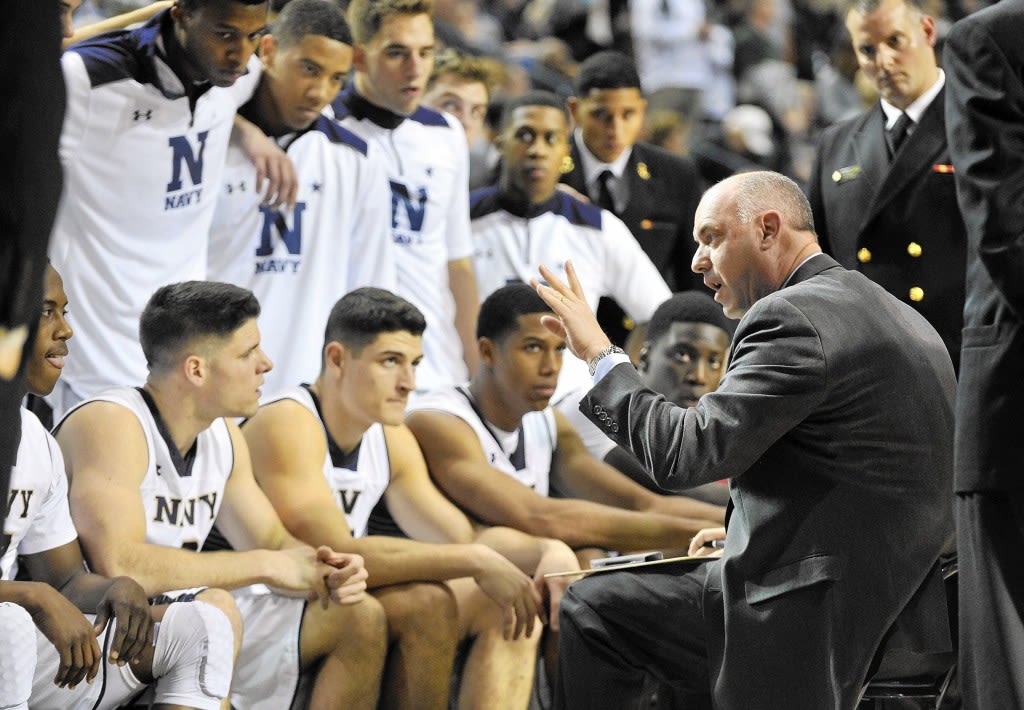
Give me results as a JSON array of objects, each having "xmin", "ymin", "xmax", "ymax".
[
  {"xmin": 469, "ymin": 188, "xmax": 671, "ymax": 399},
  {"xmin": 1, "ymin": 410, "xmax": 79, "ymax": 581},
  {"xmin": 58, "ymin": 387, "xmax": 234, "ymax": 551},
  {"xmin": 51, "ymin": 13, "xmax": 259, "ymax": 399},
  {"xmin": 208, "ymin": 114, "xmax": 397, "ymax": 399},
  {"xmin": 331, "ymin": 88, "xmax": 473, "ymax": 390},
  {"xmin": 269, "ymin": 386, "xmax": 391, "ymax": 538},
  {"xmin": 408, "ymin": 386, "xmax": 557, "ymax": 496}
]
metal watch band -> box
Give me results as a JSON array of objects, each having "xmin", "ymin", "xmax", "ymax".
[{"xmin": 588, "ymin": 345, "xmax": 626, "ymax": 376}]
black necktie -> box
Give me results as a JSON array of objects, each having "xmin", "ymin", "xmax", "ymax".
[
  {"xmin": 596, "ymin": 169, "xmax": 615, "ymax": 212},
  {"xmin": 888, "ymin": 112, "xmax": 913, "ymax": 158}
]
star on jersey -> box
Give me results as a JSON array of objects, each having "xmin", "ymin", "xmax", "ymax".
[{"xmin": 312, "ymin": 181, "xmax": 322, "ymax": 193}]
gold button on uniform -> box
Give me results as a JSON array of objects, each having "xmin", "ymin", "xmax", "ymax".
[
  {"xmin": 857, "ymin": 248, "xmax": 872, "ymax": 263},
  {"xmin": 909, "ymin": 287, "xmax": 925, "ymax": 302},
  {"xmin": 907, "ymin": 242, "xmax": 923, "ymax": 257}
]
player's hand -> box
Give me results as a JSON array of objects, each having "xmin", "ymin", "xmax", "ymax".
[
  {"xmin": 29, "ymin": 583, "xmax": 102, "ymax": 689},
  {"xmin": 474, "ymin": 548, "xmax": 541, "ymax": 640},
  {"xmin": 232, "ymin": 116, "xmax": 298, "ymax": 210},
  {"xmin": 317, "ymin": 547, "xmax": 369, "ymax": 605},
  {"xmin": 95, "ymin": 577, "xmax": 154, "ymax": 668},
  {"xmin": 688, "ymin": 527, "xmax": 726, "ymax": 557},
  {"xmin": 532, "ymin": 261, "xmax": 612, "ymax": 364},
  {"xmin": 531, "ymin": 539, "xmax": 578, "ymax": 633}
]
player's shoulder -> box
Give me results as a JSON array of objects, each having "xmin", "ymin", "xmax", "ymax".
[
  {"xmin": 408, "ymin": 105, "xmax": 456, "ymax": 129},
  {"xmin": 65, "ymin": 21, "xmax": 158, "ymax": 89},
  {"xmin": 308, "ymin": 114, "xmax": 370, "ymax": 156}
]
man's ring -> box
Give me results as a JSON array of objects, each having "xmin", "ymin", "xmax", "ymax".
[{"xmin": 560, "ymin": 296, "xmax": 566, "ymax": 303}]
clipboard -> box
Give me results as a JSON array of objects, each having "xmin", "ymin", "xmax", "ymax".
[{"xmin": 543, "ymin": 554, "xmax": 709, "ymax": 579}]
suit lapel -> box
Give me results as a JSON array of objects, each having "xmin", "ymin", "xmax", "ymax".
[
  {"xmin": 850, "ymin": 108, "xmax": 889, "ymax": 209},
  {"xmin": 866, "ymin": 88, "xmax": 947, "ymax": 221}
]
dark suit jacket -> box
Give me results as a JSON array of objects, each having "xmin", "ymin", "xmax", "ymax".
[
  {"xmin": 808, "ymin": 92, "xmax": 966, "ymax": 370},
  {"xmin": 582, "ymin": 255, "xmax": 955, "ymax": 708},
  {"xmin": 562, "ymin": 137, "xmax": 705, "ymax": 292},
  {"xmin": 945, "ymin": 0, "xmax": 1024, "ymax": 492}
]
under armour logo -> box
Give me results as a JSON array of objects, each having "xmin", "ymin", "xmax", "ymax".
[
  {"xmin": 226, "ymin": 181, "xmax": 248, "ymax": 194},
  {"xmin": 156, "ymin": 464, "xmax": 163, "ymax": 476},
  {"xmin": 133, "ymin": 109, "xmax": 153, "ymax": 121}
]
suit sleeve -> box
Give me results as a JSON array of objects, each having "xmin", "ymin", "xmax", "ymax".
[
  {"xmin": 945, "ymin": 17, "xmax": 1024, "ymax": 316},
  {"xmin": 581, "ymin": 296, "xmax": 827, "ymax": 490}
]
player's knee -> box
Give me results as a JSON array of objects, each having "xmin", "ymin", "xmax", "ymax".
[
  {"xmin": 150, "ymin": 600, "xmax": 235, "ymax": 710},
  {"xmin": 332, "ymin": 591, "xmax": 388, "ymax": 653},
  {"xmin": 381, "ymin": 582, "xmax": 458, "ymax": 643},
  {"xmin": 196, "ymin": 587, "xmax": 243, "ymax": 653},
  {"xmin": 0, "ymin": 603, "xmax": 36, "ymax": 710}
]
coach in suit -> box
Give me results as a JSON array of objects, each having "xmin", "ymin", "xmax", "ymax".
[
  {"xmin": 562, "ymin": 50, "xmax": 704, "ymax": 345},
  {"xmin": 534, "ymin": 171, "xmax": 955, "ymax": 709},
  {"xmin": 945, "ymin": 2, "xmax": 1024, "ymax": 706},
  {"xmin": 808, "ymin": 0, "xmax": 965, "ymax": 370}
]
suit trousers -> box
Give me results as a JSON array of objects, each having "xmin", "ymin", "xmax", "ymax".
[
  {"xmin": 555, "ymin": 561, "xmax": 714, "ymax": 710},
  {"xmin": 957, "ymin": 491, "xmax": 1024, "ymax": 709}
]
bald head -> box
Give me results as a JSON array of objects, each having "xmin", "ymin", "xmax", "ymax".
[{"xmin": 692, "ymin": 171, "xmax": 820, "ymax": 319}]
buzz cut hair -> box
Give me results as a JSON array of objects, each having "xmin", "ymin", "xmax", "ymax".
[
  {"xmin": 574, "ymin": 50, "xmax": 642, "ymax": 96},
  {"xmin": 428, "ymin": 48, "xmax": 499, "ymax": 95},
  {"xmin": 499, "ymin": 90, "xmax": 569, "ymax": 130},
  {"xmin": 347, "ymin": 0, "xmax": 433, "ymax": 45},
  {"xmin": 730, "ymin": 171, "xmax": 816, "ymax": 234},
  {"xmin": 846, "ymin": 0, "xmax": 925, "ymax": 15},
  {"xmin": 646, "ymin": 291, "xmax": 736, "ymax": 344},
  {"xmin": 139, "ymin": 281, "xmax": 261, "ymax": 377},
  {"xmin": 273, "ymin": 0, "xmax": 352, "ymax": 47},
  {"xmin": 322, "ymin": 287, "xmax": 426, "ymax": 360},
  {"xmin": 476, "ymin": 283, "xmax": 553, "ymax": 344}
]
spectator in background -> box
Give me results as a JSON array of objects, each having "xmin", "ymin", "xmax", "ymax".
[
  {"xmin": 561, "ymin": 51, "xmax": 706, "ymax": 352},
  {"xmin": 423, "ymin": 48, "xmax": 503, "ymax": 188},
  {"xmin": 809, "ymin": 0, "xmax": 966, "ymax": 370}
]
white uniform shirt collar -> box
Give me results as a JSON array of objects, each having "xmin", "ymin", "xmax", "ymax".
[
  {"xmin": 575, "ymin": 129, "xmax": 632, "ymax": 187},
  {"xmin": 880, "ymin": 69, "xmax": 945, "ymax": 129}
]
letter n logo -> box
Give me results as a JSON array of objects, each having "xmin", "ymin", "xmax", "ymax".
[
  {"xmin": 256, "ymin": 203, "xmax": 306, "ymax": 256},
  {"xmin": 166, "ymin": 131, "xmax": 209, "ymax": 192},
  {"xmin": 390, "ymin": 180, "xmax": 427, "ymax": 232}
]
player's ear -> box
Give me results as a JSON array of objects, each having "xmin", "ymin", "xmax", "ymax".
[
  {"xmin": 637, "ymin": 343, "xmax": 651, "ymax": 373},
  {"xmin": 478, "ymin": 337, "xmax": 496, "ymax": 368},
  {"xmin": 323, "ymin": 341, "xmax": 347, "ymax": 377},
  {"xmin": 351, "ymin": 42, "xmax": 367, "ymax": 74},
  {"xmin": 260, "ymin": 34, "xmax": 277, "ymax": 67},
  {"xmin": 183, "ymin": 353, "xmax": 205, "ymax": 386}
]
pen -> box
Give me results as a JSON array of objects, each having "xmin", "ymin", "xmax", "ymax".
[{"xmin": 702, "ymin": 540, "xmax": 725, "ymax": 549}]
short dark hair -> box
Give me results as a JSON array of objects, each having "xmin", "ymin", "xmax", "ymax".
[
  {"xmin": 646, "ymin": 291, "xmax": 736, "ymax": 344},
  {"xmin": 274, "ymin": 0, "xmax": 352, "ymax": 46},
  {"xmin": 477, "ymin": 283, "xmax": 552, "ymax": 344},
  {"xmin": 140, "ymin": 281, "xmax": 261, "ymax": 376},
  {"xmin": 574, "ymin": 50, "xmax": 642, "ymax": 95},
  {"xmin": 500, "ymin": 90, "xmax": 569, "ymax": 130},
  {"xmin": 347, "ymin": 0, "xmax": 432, "ymax": 44},
  {"xmin": 323, "ymin": 287, "xmax": 426, "ymax": 357}
]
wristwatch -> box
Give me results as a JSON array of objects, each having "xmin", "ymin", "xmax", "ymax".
[{"xmin": 588, "ymin": 345, "xmax": 626, "ymax": 376}]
